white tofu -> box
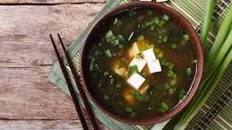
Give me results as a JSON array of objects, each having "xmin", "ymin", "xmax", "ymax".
[
  {"xmin": 127, "ymin": 73, "xmax": 145, "ymax": 90},
  {"xmin": 147, "ymin": 60, "xmax": 162, "ymax": 73},
  {"xmin": 129, "ymin": 56, "xmax": 146, "ymax": 72},
  {"xmin": 142, "ymin": 48, "xmax": 156, "ymax": 62}
]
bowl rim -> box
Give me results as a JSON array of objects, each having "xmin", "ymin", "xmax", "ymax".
[{"xmin": 80, "ymin": 1, "xmax": 204, "ymax": 125}]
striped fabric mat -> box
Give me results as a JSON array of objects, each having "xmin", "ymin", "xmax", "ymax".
[{"xmin": 49, "ymin": 0, "xmax": 232, "ymax": 129}]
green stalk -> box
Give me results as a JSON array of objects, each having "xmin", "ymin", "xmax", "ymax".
[
  {"xmin": 174, "ymin": 47, "xmax": 232, "ymax": 130},
  {"xmin": 206, "ymin": 28, "xmax": 232, "ymax": 75},
  {"xmin": 179, "ymin": 29, "xmax": 232, "ymax": 122},
  {"xmin": 174, "ymin": 8, "xmax": 232, "ymax": 126},
  {"xmin": 173, "ymin": 22, "xmax": 232, "ymax": 130},
  {"xmin": 169, "ymin": 2, "xmax": 232, "ymax": 130},
  {"xmin": 206, "ymin": 4, "xmax": 232, "ymax": 68},
  {"xmin": 200, "ymin": 0, "xmax": 216, "ymax": 47}
]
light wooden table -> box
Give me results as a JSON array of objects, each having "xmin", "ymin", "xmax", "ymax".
[{"xmin": 0, "ymin": 0, "xmax": 108, "ymax": 129}]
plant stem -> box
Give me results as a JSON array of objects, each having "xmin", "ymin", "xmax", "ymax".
[
  {"xmin": 200, "ymin": 0, "xmax": 216, "ymax": 48},
  {"xmin": 206, "ymin": 4, "xmax": 232, "ymax": 68},
  {"xmin": 206, "ymin": 28, "xmax": 232, "ymax": 76},
  {"xmin": 174, "ymin": 46, "xmax": 232, "ymax": 130}
]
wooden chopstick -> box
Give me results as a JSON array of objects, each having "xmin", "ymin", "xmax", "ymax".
[
  {"xmin": 57, "ymin": 33, "xmax": 99, "ymax": 130},
  {"xmin": 49, "ymin": 34, "xmax": 89, "ymax": 130}
]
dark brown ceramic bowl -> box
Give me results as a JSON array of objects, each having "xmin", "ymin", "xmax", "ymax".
[{"xmin": 80, "ymin": 1, "xmax": 204, "ymax": 125}]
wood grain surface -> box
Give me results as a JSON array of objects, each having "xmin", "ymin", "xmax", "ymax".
[
  {"xmin": 0, "ymin": 120, "xmax": 106, "ymax": 130},
  {"xmin": 0, "ymin": 1, "xmax": 107, "ymax": 129}
]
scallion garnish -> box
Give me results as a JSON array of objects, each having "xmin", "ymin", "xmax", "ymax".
[
  {"xmin": 169, "ymin": 3, "xmax": 232, "ymax": 130},
  {"xmin": 104, "ymin": 49, "xmax": 112, "ymax": 58}
]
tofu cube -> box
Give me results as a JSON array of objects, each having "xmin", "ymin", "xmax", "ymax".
[
  {"xmin": 111, "ymin": 59, "xmax": 127, "ymax": 77},
  {"xmin": 127, "ymin": 73, "xmax": 145, "ymax": 90},
  {"xmin": 147, "ymin": 60, "xmax": 162, "ymax": 73},
  {"xmin": 129, "ymin": 57, "xmax": 146, "ymax": 72},
  {"xmin": 127, "ymin": 42, "xmax": 140, "ymax": 59},
  {"xmin": 142, "ymin": 48, "xmax": 156, "ymax": 62},
  {"xmin": 114, "ymin": 67, "xmax": 127, "ymax": 77}
]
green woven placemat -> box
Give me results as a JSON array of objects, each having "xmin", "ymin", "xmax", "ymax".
[{"xmin": 49, "ymin": 0, "xmax": 232, "ymax": 129}]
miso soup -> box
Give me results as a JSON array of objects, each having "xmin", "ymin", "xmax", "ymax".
[{"xmin": 85, "ymin": 8, "xmax": 197, "ymax": 119}]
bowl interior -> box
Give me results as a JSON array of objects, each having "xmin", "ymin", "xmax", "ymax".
[{"xmin": 80, "ymin": 2, "xmax": 204, "ymax": 125}]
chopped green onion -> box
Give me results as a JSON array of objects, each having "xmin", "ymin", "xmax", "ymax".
[
  {"xmin": 161, "ymin": 102, "xmax": 169, "ymax": 111},
  {"xmin": 163, "ymin": 14, "xmax": 170, "ymax": 21},
  {"xmin": 119, "ymin": 44, "xmax": 124, "ymax": 48},
  {"xmin": 156, "ymin": 51, "xmax": 164, "ymax": 58},
  {"xmin": 128, "ymin": 65, "xmax": 139, "ymax": 75},
  {"xmin": 186, "ymin": 68, "xmax": 192, "ymax": 76},
  {"xmin": 98, "ymin": 42, "xmax": 102, "ymax": 47},
  {"xmin": 181, "ymin": 34, "xmax": 189, "ymax": 46},
  {"xmin": 106, "ymin": 30, "xmax": 114, "ymax": 40},
  {"xmin": 103, "ymin": 95, "xmax": 109, "ymax": 100},
  {"xmin": 103, "ymin": 71, "xmax": 109, "ymax": 76},
  {"xmin": 178, "ymin": 89, "xmax": 186, "ymax": 99},
  {"xmin": 137, "ymin": 23, "xmax": 141, "ymax": 29},
  {"xmin": 89, "ymin": 58, "xmax": 96, "ymax": 71},
  {"xmin": 160, "ymin": 59, "xmax": 167, "ymax": 66},
  {"xmin": 158, "ymin": 20, "xmax": 165, "ymax": 27},
  {"xmin": 129, "ymin": 10, "xmax": 136, "ymax": 17},
  {"xmin": 182, "ymin": 34, "xmax": 189, "ymax": 41},
  {"xmin": 117, "ymin": 34, "xmax": 125, "ymax": 41},
  {"xmin": 125, "ymin": 106, "xmax": 133, "ymax": 112},
  {"xmin": 113, "ymin": 18, "xmax": 122, "ymax": 26},
  {"xmin": 158, "ymin": 39, "xmax": 162, "ymax": 44},
  {"xmin": 117, "ymin": 20, "xmax": 122, "ymax": 26},
  {"xmin": 149, "ymin": 26, "xmax": 155, "ymax": 31},
  {"xmin": 115, "ymin": 82, "xmax": 122, "ymax": 88},
  {"xmin": 191, "ymin": 59, "xmax": 197, "ymax": 64},
  {"xmin": 168, "ymin": 88, "xmax": 176, "ymax": 95},
  {"xmin": 158, "ymin": 35, "xmax": 163, "ymax": 40},
  {"xmin": 94, "ymin": 50, "xmax": 101, "ymax": 56},
  {"xmin": 144, "ymin": 21, "xmax": 151, "ymax": 28},
  {"xmin": 130, "ymin": 112, "xmax": 136, "ymax": 118},
  {"xmin": 162, "ymin": 35, "xmax": 168, "ymax": 42},
  {"xmin": 171, "ymin": 44, "xmax": 177, "ymax": 49},
  {"xmin": 154, "ymin": 17, "xmax": 160, "ymax": 25},
  {"xmin": 113, "ymin": 39, "xmax": 120, "ymax": 46},
  {"xmin": 113, "ymin": 18, "xmax": 118, "ymax": 25},
  {"xmin": 170, "ymin": 78, "xmax": 177, "ymax": 86},
  {"xmin": 168, "ymin": 63, "xmax": 175, "ymax": 70},
  {"xmin": 143, "ymin": 95, "xmax": 150, "ymax": 102},
  {"xmin": 104, "ymin": 49, "xmax": 112, "ymax": 58},
  {"xmin": 164, "ymin": 83, "xmax": 171, "ymax": 90},
  {"xmin": 167, "ymin": 70, "xmax": 176, "ymax": 78},
  {"xmin": 105, "ymin": 31, "xmax": 124, "ymax": 46},
  {"xmin": 133, "ymin": 91, "xmax": 149, "ymax": 102}
]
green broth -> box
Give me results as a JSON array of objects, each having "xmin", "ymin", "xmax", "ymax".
[{"xmin": 86, "ymin": 8, "xmax": 196, "ymax": 119}]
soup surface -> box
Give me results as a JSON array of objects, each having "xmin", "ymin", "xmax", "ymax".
[{"xmin": 85, "ymin": 8, "xmax": 197, "ymax": 119}]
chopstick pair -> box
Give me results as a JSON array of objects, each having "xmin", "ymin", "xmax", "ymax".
[{"xmin": 49, "ymin": 34, "xmax": 99, "ymax": 130}]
